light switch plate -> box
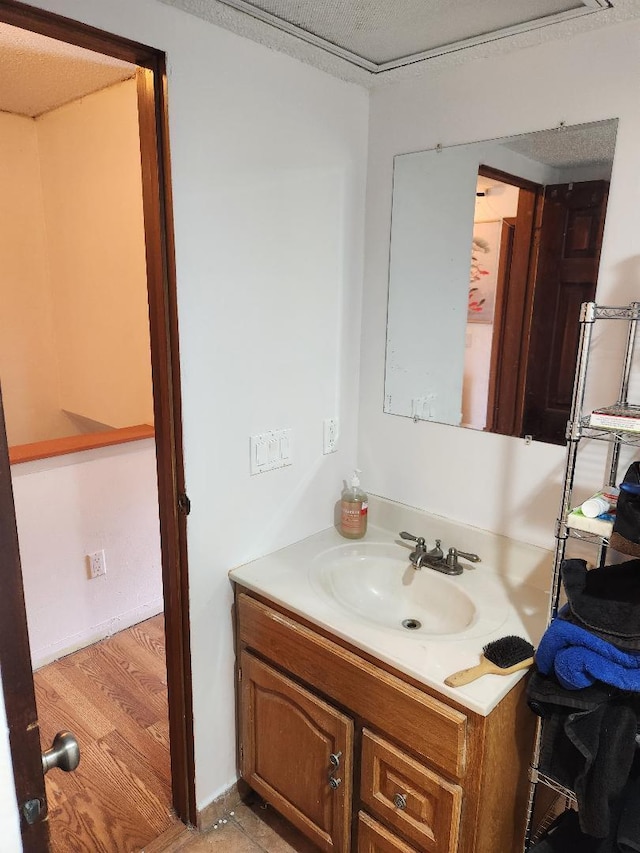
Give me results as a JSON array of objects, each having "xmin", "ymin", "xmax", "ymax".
[
  {"xmin": 323, "ymin": 418, "xmax": 339, "ymax": 454},
  {"xmin": 250, "ymin": 429, "xmax": 293, "ymax": 474}
]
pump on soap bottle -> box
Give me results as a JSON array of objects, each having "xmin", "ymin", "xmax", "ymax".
[{"xmin": 340, "ymin": 469, "xmax": 368, "ymax": 539}]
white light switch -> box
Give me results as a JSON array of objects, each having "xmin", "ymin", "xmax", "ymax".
[
  {"xmin": 250, "ymin": 429, "xmax": 293, "ymax": 474},
  {"xmin": 280, "ymin": 431, "xmax": 291, "ymax": 461},
  {"xmin": 256, "ymin": 439, "xmax": 268, "ymax": 467},
  {"xmin": 323, "ymin": 418, "xmax": 339, "ymax": 454}
]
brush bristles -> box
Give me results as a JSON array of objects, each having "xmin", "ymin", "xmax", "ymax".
[{"xmin": 483, "ymin": 635, "xmax": 534, "ymax": 668}]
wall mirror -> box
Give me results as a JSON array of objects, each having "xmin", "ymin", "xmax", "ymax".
[{"xmin": 384, "ymin": 118, "xmax": 618, "ymax": 445}]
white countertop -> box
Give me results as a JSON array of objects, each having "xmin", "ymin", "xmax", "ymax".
[{"xmin": 229, "ymin": 507, "xmax": 551, "ymax": 717}]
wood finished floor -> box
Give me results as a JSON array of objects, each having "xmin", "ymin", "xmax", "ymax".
[
  {"xmin": 34, "ymin": 616, "xmax": 318, "ymax": 853},
  {"xmin": 35, "ymin": 615, "xmax": 174, "ymax": 852}
]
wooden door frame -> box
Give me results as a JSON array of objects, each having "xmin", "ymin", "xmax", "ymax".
[
  {"xmin": 0, "ymin": 0, "xmax": 196, "ymax": 828},
  {"xmin": 478, "ymin": 165, "xmax": 544, "ymax": 437},
  {"xmin": 485, "ymin": 216, "xmax": 515, "ymax": 433}
]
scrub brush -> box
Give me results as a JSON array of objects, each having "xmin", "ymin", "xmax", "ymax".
[{"xmin": 444, "ymin": 636, "xmax": 535, "ymax": 687}]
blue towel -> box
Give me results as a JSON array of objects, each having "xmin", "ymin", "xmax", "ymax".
[{"xmin": 536, "ymin": 611, "xmax": 640, "ymax": 690}]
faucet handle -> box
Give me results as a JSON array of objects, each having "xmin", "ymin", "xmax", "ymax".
[
  {"xmin": 457, "ymin": 550, "xmax": 480, "ymax": 563},
  {"xmin": 446, "ymin": 547, "xmax": 480, "ymax": 571},
  {"xmin": 400, "ymin": 531, "xmax": 425, "ymax": 547}
]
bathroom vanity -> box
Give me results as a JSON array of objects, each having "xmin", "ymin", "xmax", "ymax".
[{"xmin": 230, "ymin": 507, "xmax": 550, "ymax": 853}]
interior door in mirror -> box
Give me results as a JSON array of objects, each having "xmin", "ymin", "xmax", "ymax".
[{"xmin": 522, "ymin": 180, "xmax": 609, "ymax": 444}]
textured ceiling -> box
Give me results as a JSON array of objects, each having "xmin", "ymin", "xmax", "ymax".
[
  {"xmin": 220, "ymin": 0, "xmax": 593, "ymax": 65},
  {"xmin": 159, "ymin": 0, "xmax": 640, "ymax": 85},
  {"xmin": 501, "ymin": 119, "xmax": 618, "ymax": 168},
  {"xmin": 0, "ymin": 23, "xmax": 136, "ymax": 118}
]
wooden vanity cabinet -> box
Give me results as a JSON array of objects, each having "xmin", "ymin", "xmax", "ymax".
[{"xmin": 235, "ymin": 588, "xmax": 534, "ymax": 853}]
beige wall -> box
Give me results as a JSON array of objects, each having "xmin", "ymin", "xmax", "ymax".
[
  {"xmin": 0, "ymin": 77, "xmax": 153, "ymax": 446},
  {"xmin": 38, "ymin": 77, "xmax": 154, "ymax": 429},
  {"xmin": 0, "ymin": 112, "xmax": 73, "ymax": 445}
]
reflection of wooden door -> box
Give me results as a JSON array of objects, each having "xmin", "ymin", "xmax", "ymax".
[
  {"xmin": 522, "ymin": 181, "xmax": 609, "ymax": 444},
  {"xmin": 476, "ymin": 165, "xmax": 543, "ymax": 438},
  {"xmin": 486, "ymin": 218, "xmax": 516, "ymax": 433},
  {"xmin": 240, "ymin": 651, "xmax": 353, "ymax": 852}
]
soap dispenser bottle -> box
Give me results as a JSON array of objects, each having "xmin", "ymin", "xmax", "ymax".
[{"xmin": 340, "ymin": 469, "xmax": 368, "ymax": 539}]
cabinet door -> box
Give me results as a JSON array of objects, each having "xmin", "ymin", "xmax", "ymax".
[
  {"xmin": 240, "ymin": 650, "xmax": 353, "ymax": 852},
  {"xmin": 358, "ymin": 812, "xmax": 419, "ymax": 853}
]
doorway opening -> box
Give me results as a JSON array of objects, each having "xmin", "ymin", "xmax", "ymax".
[{"xmin": 0, "ymin": 3, "xmax": 194, "ymax": 849}]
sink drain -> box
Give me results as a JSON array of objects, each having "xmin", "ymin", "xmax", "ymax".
[{"xmin": 402, "ymin": 618, "xmax": 422, "ymax": 630}]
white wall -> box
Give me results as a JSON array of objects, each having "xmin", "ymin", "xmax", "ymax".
[
  {"xmin": 11, "ymin": 441, "xmax": 163, "ymax": 668},
  {"xmin": 0, "ymin": 113, "xmax": 72, "ymax": 446},
  {"xmin": 0, "ymin": 0, "xmax": 369, "ymax": 829},
  {"xmin": 38, "ymin": 78, "xmax": 154, "ymax": 429},
  {"xmin": 360, "ymin": 19, "xmax": 640, "ymax": 554}
]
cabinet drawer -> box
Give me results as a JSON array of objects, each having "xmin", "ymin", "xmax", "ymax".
[
  {"xmin": 237, "ymin": 593, "xmax": 467, "ymax": 778},
  {"xmin": 360, "ymin": 730, "xmax": 462, "ymax": 853},
  {"xmin": 358, "ymin": 811, "xmax": 419, "ymax": 853}
]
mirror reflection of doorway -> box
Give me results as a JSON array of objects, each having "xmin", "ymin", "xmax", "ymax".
[{"xmin": 463, "ymin": 165, "xmax": 609, "ymax": 444}]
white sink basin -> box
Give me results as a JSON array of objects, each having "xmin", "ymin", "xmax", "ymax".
[{"xmin": 310, "ymin": 542, "xmax": 480, "ymax": 636}]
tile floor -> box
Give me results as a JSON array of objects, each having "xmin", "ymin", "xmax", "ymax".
[{"xmin": 148, "ymin": 797, "xmax": 320, "ymax": 852}]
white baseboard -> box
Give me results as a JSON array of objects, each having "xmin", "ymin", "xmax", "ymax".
[{"xmin": 31, "ymin": 599, "xmax": 164, "ymax": 669}]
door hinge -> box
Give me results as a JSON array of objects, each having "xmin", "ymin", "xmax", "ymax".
[
  {"xmin": 177, "ymin": 492, "xmax": 191, "ymax": 516},
  {"xmin": 22, "ymin": 798, "xmax": 44, "ymax": 826},
  {"xmin": 237, "ymin": 667, "xmax": 242, "ymax": 683},
  {"xmin": 239, "ymin": 744, "xmax": 244, "ymax": 761}
]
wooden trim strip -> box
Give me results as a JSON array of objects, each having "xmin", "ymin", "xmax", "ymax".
[
  {"xmin": 9, "ymin": 425, "xmax": 155, "ymax": 465},
  {"xmin": 136, "ymin": 62, "xmax": 196, "ymax": 825}
]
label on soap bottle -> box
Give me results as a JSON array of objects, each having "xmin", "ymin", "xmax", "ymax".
[{"xmin": 341, "ymin": 501, "xmax": 366, "ymax": 533}]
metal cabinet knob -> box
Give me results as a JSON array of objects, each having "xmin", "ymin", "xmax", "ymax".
[
  {"xmin": 329, "ymin": 751, "xmax": 342, "ymax": 769},
  {"xmin": 329, "ymin": 776, "xmax": 342, "ymax": 790},
  {"xmin": 42, "ymin": 731, "xmax": 80, "ymax": 775},
  {"xmin": 393, "ymin": 793, "xmax": 407, "ymax": 810}
]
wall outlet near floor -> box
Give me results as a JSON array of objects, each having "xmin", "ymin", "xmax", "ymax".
[
  {"xmin": 87, "ymin": 549, "xmax": 107, "ymax": 579},
  {"xmin": 323, "ymin": 417, "xmax": 339, "ymax": 454}
]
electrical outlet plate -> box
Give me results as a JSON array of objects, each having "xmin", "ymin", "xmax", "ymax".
[
  {"xmin": 88, "ymin": 549, "xmax": 107, "ymax": 579},
  {"xmin": 323, "ymin": 417, "xmax": 339, "ymax": 454}
]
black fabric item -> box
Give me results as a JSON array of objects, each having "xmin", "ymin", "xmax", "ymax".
[
  {"xmin": 529, "ymin": 810, "xmax": 601, "ymax": 852},
  {"xmin": 527, "ymin": 671, "xmax": 640, "ymax": 838},
  {"xmin": 610, "ymin": 530, "xmax": 640, "ymax": 559},
  {"xmin": 618, "ymin": 755, "xmax": 640, "ymax": 853},
  {"xmin": 560, "ymin": 607, "xmax": 640, "ymax": 653},
  {"xmin": 561, "ymin": 558, "xmax": 640, "ymax": 648},
  {"xmin": 614, "ymin": 462, "xmax": 640, "ymax": 546}
]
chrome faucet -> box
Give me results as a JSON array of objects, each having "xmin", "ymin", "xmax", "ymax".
[{"xmin": 399, "ymin": 531, "xmax": 480, "ymax": 575}]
